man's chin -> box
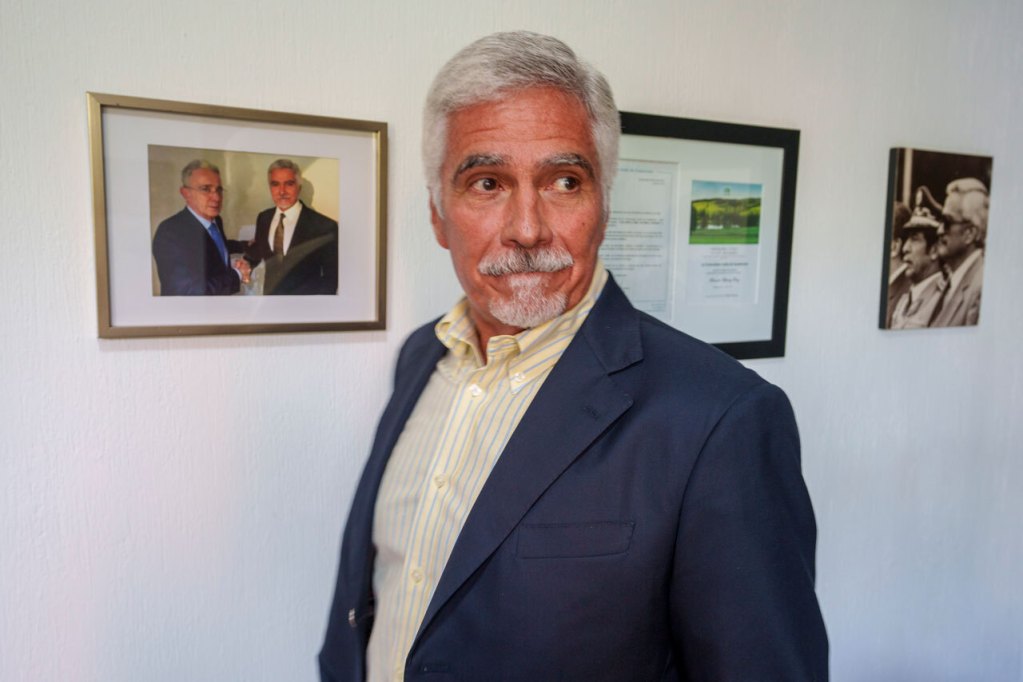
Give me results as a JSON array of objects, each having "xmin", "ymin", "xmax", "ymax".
[{"xmin": 488, "ymin": 287, "xmax": 568, "ymax": 330}]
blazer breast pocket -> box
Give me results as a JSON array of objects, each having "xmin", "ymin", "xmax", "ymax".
[{"xmin": 516, "ymin": 521, "xmax": 635, "ymax": 559}]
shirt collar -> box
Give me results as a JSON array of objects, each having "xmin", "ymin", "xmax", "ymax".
[
  {"xmin": 186, "ymin": 206, "xmax": 215, "ymax": 230},
  {"xmin": 277, "ymin": 201, "xmax": 303, "ymax": 221}
]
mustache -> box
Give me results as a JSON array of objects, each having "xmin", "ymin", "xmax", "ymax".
[{"xmin": 478, "ymin": 247, "xmax": 574, "ymax": 277}]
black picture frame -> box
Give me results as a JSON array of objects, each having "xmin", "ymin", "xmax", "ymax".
[{"xmin": 603, "ymin": 111, "xmax": 799, "ymax": 360}]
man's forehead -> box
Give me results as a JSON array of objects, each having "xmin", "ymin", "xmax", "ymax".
[{"xmin": 445, "ymin": 89, "xmax": 595, "ymax": 145}]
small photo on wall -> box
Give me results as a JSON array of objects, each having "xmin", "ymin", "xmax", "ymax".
[
  {"xmin": 880, "ymin": 147, "xmax": 992, "ymax": 330},
  {"xmin": 88, "ymin": 92, "xmax": 387, "ymax": 337}
]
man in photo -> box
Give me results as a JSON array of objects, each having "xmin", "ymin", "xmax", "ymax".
[
  {"xmin": 246, "ymin": 159, "xmax": 338, "ymax": 295},
  {"xmin": 885, "ymin": 200, "xmax": 913, "ymax": 327},
  {"xmin": 152, "ymin": 159, "xmax": 249, "ymax": 296},
  {"xmin": 930, "ymin": 177, "xmax": 988, "ymax": 327},
  {"xmin": 890, "ymin": 194, "xmax": 946, "ymax": 329},
  {"xmin": 319, "ymin": 31, "xmax": 826, "ymax": 682}
]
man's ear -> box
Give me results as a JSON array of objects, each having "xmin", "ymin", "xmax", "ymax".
[
  {"xmin": 179, "ymin": 186, "xmax": 189, "ymax": 202},
  {"xmin": 964, "ymin": 223, "xmax": 979, "ymax": 246},
  {"xmin": 430, "ymin": 198, "xmax": 449, "ymax": 250}
]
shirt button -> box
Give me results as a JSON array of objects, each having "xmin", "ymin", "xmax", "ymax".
[
  {"xmin": 410, "ymin": 567, "xmax": 424, "ymax": 584},
  {"xmin": 469, "ymin": 384, "xmax": 483, "ymax": 397},
  {"xmin": 512, "ymin": 372, "xmax": 525, "ymax": 383},
  {"xmin": 433, "ymin": 474, "xmax": 448, "ymax": 489}
]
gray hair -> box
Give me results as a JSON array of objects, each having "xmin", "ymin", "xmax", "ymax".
[
  {"xmin": 181, "ymin": 159, "xmax": 220, "ymax": 187},
  {"xmin": 943, "ymin": 177, "xmax": 989, "ymax": 246},
  {"xmin": 267, "ymin": 158, "xmax": 303, "ymax": 183},
  {"xmin": 423, "ymin": 31, "xmax": 620, "ymax": 214}
]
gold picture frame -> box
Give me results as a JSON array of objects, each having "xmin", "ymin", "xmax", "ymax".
[{"xmin": 88, "ymin": 92, "xmax": 387, "ymax": 338}]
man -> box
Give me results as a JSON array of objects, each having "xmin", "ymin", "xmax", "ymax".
[
  {"xmin": 890, "ymin": 196, "xmax": 946, "ymax": 330},
  {"xmin": 930, "ymin": 177, "xmax": 988, "ymax": 327},
  {"xmin": 885, "ymin": 200, "xmax": 912, "ymax": 327},
  {"xmin": 321, "ymin": 31, "xmax": 827, "ymax": 682},
  {"xmin": 245, "ymin": 159, "xmax": 338, "ymax": 295},
  {"xmin": 152, "ymin": 160, "xmax": 249, "ymax": 295}
]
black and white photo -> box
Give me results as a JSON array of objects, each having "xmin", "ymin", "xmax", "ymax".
[{"xmin": 881, "ymin": 147, "xmax": 992, "ymax": 330}]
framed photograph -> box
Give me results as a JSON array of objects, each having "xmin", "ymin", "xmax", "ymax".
[
  {"xmin": 880, "ymin": 147, "xmax": 992, "ymax": 330},
  {"xmin": 87, "ymin": 92, "xmax": 387, "ymax": 338},
  {"xmin": 598, "ymin": 112, "xmax": 798, "ymax": 359}
]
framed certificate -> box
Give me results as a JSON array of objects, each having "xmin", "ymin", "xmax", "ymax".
[{"xmin": 600, "ymin": 112, "xmax": 799, "ymax": 359}]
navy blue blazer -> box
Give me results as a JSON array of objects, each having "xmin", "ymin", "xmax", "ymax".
[
  {"xmin": 320, "ymin": 276, "xmax": 827, "ymax": 681},
  {"xmin": 152, "ymin": 208, "xmax": 240, "ymax": 296}
]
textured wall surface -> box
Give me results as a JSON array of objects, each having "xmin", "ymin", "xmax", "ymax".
[{"xmin": 1, "ymin": 1, "xmax": 1021, "ymax": 680}]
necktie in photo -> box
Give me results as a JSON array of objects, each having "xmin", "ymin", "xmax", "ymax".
[
  {"xmin": 273, "ymin": 213, "xmax": 285, "ymax": 254},
  {"xmin": 207, "ymin": 221, "xmax": 229, "ymax": 265},
  {"xmin": 929, "ymin": 276, "xmax": 950, "ymax": 325}
]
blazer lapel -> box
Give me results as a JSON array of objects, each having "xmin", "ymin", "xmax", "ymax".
[
  {"xmin": 254, "ymin": 211, "xmax": 272, "ymax": 258},
  {"xmin": 344, "ymin": 331, "xmax": 447, "ymax": 592},
  {"xmin": 413, "ymin": 277, "xmax": 642, "ymax": 645},
  {"xmin": 290, "ymin": 201, "xmax": 315, "ymax": 248}
]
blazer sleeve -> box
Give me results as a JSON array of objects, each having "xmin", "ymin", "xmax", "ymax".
[
  {"xmin": 670, "ymin": 382, "xmax": 828, "ymax": 681},
  {"xmin": 319, "ymin": 324, "xmax": 444, "ymax": 682}
]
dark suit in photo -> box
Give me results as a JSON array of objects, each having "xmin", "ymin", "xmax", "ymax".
[
  {"xmin": 247, "ymin": 202, "xmax": 338, "ymax": 295},
  {"xmin": 152, "ymin": 208, "xmax": 241, "ymax": 296}
]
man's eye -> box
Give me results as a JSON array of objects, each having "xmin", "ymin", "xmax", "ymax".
[
  {"xmin": 552, "ymin": 176, "xmax": 580, "ymax": 192},
  {"xmin": 471, "ymin": 177, "xmax": 499, "ymax": 192}
]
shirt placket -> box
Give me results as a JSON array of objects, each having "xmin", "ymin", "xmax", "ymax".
[{"xmin": 393, "ymin": 356, "xmax": 503, "ymax": 676}]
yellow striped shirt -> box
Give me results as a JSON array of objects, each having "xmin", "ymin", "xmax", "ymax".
[{"xmin": 366, "ymin": 263, "xmax": 608, "ymax": 682}]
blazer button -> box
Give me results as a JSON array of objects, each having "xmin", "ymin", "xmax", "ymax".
[{"xmin": 348, "ymin": 608, "xmax": 357, "ymax": 628}]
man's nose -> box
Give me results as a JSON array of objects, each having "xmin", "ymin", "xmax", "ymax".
[{"xmin": 502, "ymin": 190, "xmax": 551, "ymax": 248}]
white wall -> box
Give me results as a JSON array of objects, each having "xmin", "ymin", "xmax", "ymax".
[{"xmin": 1, "ymin": 1, "xmax": 1020, "ymax": 680}]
